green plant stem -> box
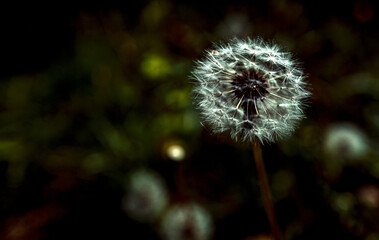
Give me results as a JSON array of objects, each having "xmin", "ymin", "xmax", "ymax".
[{"xmin": 252, "ymin": 141, "xmax": 283, "ymax": 240}]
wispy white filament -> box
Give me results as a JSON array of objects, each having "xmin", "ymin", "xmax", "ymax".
[{"xmin": 191, "ymin": 38, "xmax": 310, "ymax": 143}]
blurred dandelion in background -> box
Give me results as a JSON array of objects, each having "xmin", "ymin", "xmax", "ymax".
[
  {"xmin": 324, "ymin": 123, "xmax": 368, "ymax": 160},
  {"xmin": 122, "ymin": 169, "xmax": 169, "ymax": 222},
  {"xmin": 216, "ymin": 13, "xmax": 251, "ymax": 38},
  {"xmin": 160, "ymin": 203, "xmax": 213, "ymax": 240}
]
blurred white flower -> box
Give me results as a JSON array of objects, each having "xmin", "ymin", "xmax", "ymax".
[
  {"xmin": 191, "ymin": 38, "xmax": 310, "ymax": 143},
  {"xmin": 122, "ymin": 169, "xmax": 169, "ymax": 222},
  {"xmin": 160, "ymin": 203, "xmax": 213, "ymax": 240},
  {"xmin": 324, "ymin": 123, "xmax": 368, "ymax": 160}
]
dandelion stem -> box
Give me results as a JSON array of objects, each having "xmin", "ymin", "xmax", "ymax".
[{"xmin": 252, "ymin": 141, "xmax": 283, "ymax": 240}]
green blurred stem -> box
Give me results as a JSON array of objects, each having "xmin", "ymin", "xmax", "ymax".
[{"xmin": 252, "ymin": 141, "xmax": 283, "ymax": 240}]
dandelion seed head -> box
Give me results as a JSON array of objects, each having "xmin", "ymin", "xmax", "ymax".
[{"xmin": 191, "ymin": 38, "xmax": 310, "ymax": 143}]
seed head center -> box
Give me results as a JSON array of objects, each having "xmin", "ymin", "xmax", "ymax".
[{"xmin": 232, "ymin": 74, "xmax": 268, "ymax": 101}]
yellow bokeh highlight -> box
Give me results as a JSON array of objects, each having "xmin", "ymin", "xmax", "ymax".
[
  {"xmin": 140, "ymin": 54, "xmax": 171, "ymax": 79},
  {"xmin": 166, "ymin": 144, "xmax": 185, "ymax": 161}
]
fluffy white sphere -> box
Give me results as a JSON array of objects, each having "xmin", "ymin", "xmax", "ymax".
[{"xmin": 191, "ymin": 38, "xmax": 310, "ymax": 143}]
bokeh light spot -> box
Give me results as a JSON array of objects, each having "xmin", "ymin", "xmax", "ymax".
[
  {"xmin": 357, "ymin": 184, "xmax": 379, "ymax": 208},
  {"xmin": 167, "ymin": 144, "xmax": 185, "ymax": 161},
  {"xmin": 354, "ymin": 1, "xmax": 374, "ymax": 22},
  {"xmin": 333, "ymin": 193, "xmax": 355, "ymax": 213},
  {"xmin": 141, "ymin": 0, "xmax": 171, "ymax": 26},
  {"xmin": 140, "ymin": 54, "xmax": 171, "ymax": 79}
]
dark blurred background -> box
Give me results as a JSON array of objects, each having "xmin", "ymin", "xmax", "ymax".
[{"xmin": 0, "ymin": 0, "xmax": 378, "ymax": 239}]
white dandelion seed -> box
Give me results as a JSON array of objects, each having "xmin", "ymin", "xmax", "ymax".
[{"xmin": 191, "ymin": 38, "xmax": 310, "ymax": 143}]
